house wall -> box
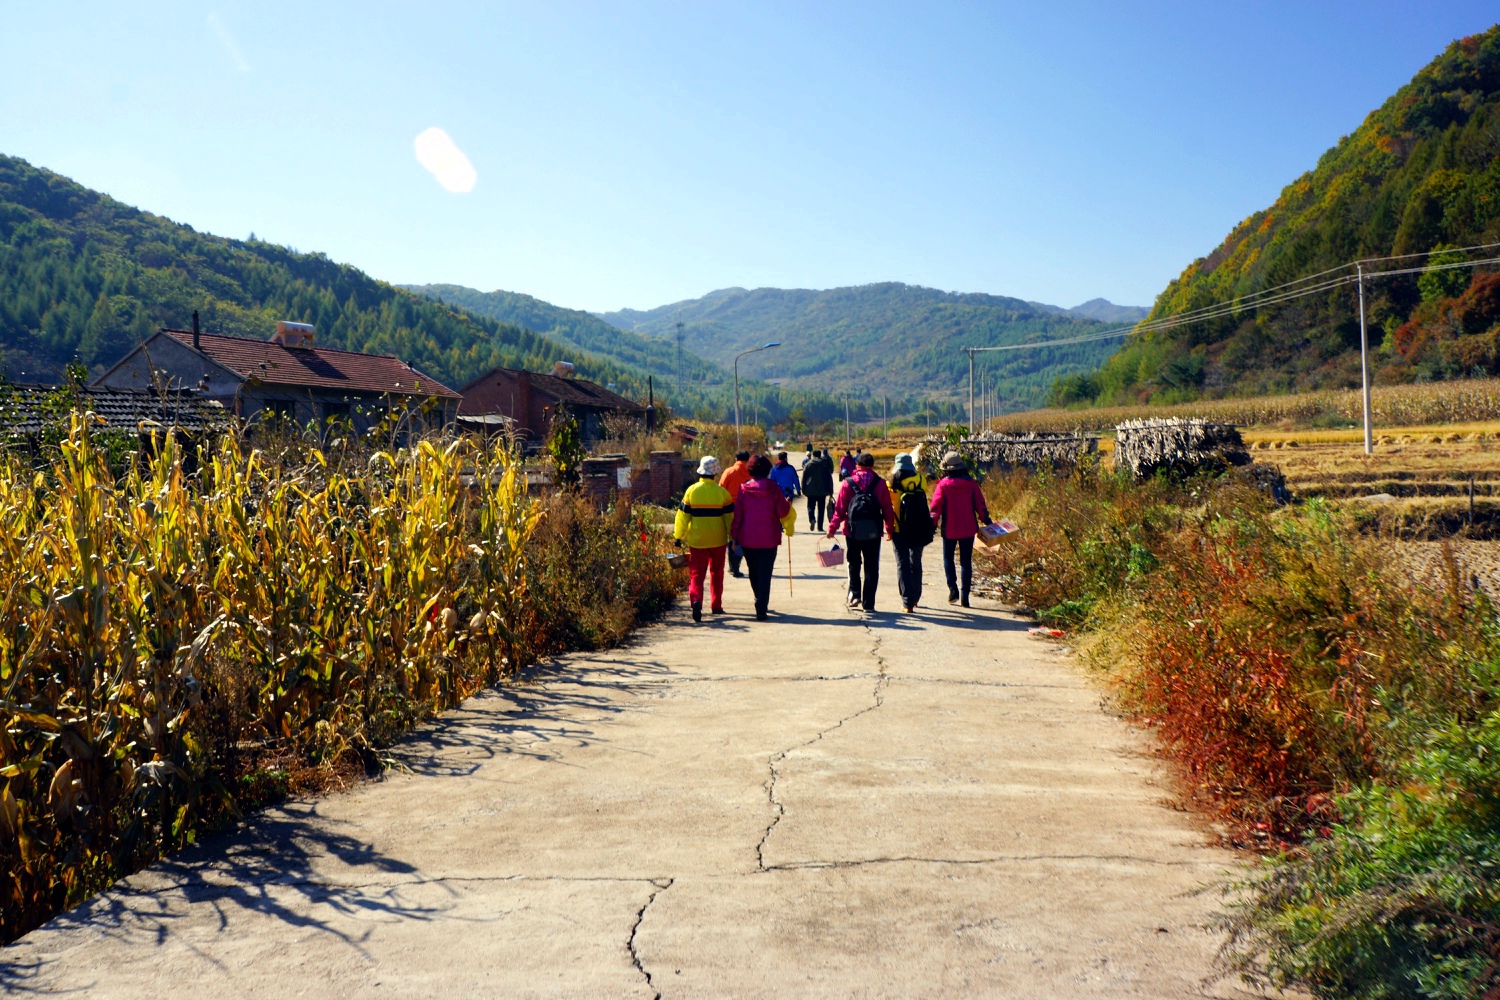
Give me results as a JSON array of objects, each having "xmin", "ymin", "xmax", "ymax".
[
  {"xmin": 460, "ymin": 370, "xmax": 550, "ymax": 441},
  {"xmin": 95, "ymin": 334, "xmax": 242, "ymax": 402}
]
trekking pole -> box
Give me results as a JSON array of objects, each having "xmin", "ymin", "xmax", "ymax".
[{"xmin": 787, "ymin": 532, "xmax": 794, "ymax": 596}]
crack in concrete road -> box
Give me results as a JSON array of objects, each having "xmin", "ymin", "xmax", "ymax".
[
  {"xmin": 627, "ymin": 878, "xmax": 673, "ymax": 1000},
  {"xmin": 763, "ymin": 853, "xmax": 1222, "ymax": 872},
  {"xmin": 755, "ymin": 627, "xmax": 891, "ymax": 873}
]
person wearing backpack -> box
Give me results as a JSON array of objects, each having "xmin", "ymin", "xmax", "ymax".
[
  {"xmin": 801, "ymin": 449, "xmax": 834, "ymax": 532},
  {"xmin": 888, "ymin": 452, "xmax": 934, "ymax": 613},
  {"xmin": 929, "ymin": 451, "xmax": 993, "ymax": 609},
  {"xmin": 827, "ymin": 452, "xmax": 896, "ymax": 613}
]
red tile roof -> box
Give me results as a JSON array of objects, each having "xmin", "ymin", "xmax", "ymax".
[
  {"xmin": 163, "ymin": 330, "xmax": 460, "ymax": 399},
  {"xmin": 460, "ymin": 366, "xmax": 645, "ymax": 412}
]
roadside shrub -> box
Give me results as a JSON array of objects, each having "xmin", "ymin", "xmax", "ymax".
[{"xmin": 1221, "ymin": 607, "xmax": 1500, "ymax": 998}]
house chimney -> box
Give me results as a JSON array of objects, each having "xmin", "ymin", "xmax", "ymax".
[
  {"xmin": 645, "ymin": 375, "xmax": 656, "ymax": 431},
  {"xmin": 192, "ymin": 310, "xmax": 200, "ymax": 352}
]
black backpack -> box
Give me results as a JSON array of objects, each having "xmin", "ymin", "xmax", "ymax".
[
  {"xmin": 848, "ymin": 477, "xmax": 884, "ymax": 541},
  {"xmin": 896, "ymin": 484, "xmax": 934, "ymax": 546}
]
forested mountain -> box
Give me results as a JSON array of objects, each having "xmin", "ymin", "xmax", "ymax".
[
  {"xmin": 402, "ymin": 283, "xmax": 729, "ymax": 384},
  {"xmin": 1025, "ymin": 298, "xmax": 1149, "ymax": 324},
  {"xmin": 0, "ymin": 154, "xmax": 649, "ymax": 398},
  {"xmin": 1058, "ymin": 25, "xmax": 1500, "ymax": 407},
  {"xmin": 598, "ymin": 282, "xmax": 1123, "ymax": 411}
]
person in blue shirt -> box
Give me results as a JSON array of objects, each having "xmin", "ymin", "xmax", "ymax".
[{"xmin": 769, "ymin": 451, "xmax": 801, "ymax": 500}]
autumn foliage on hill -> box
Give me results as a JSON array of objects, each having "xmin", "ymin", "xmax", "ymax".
[{"xmin": 1057, "ymin": 26, "xmax": 1500, "ymax": 408}]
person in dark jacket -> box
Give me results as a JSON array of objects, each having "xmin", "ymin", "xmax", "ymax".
[
  {"xmin": 730, "ymin": 455, "xmax": 796, "ymax": 620},
  {"xmin": 800, "ymin": 449, "xmax": 834, "ymax": 532},
  {"xmin": 929, "ymin": 451, "xmax": 992, "ymax": 608},
  {"xmin": 827, "ymin": 452, "xmax": 896, "ymax": 613},
  {"xmin": 888, "ymin": 452, "xmax": 934, "ymax": 613},
  {"xmin": 769, "ymin": 451, "xmax": 801, "ymax": 500}
]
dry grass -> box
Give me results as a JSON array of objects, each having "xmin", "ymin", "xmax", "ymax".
[{"xmin": 991, "ymin": 379, "xmax": 1500, "ymax": 434}]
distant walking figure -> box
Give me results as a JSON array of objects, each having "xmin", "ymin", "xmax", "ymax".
[
  {"xmin": 801, "ymin": 449, "xmax": 834, "ymax": 532},
  {"xmin": 888, "ymin": 452, "xmax": 935, "ymax": 613},
  {"xmin": 769, "ymin": 451, "xmax": 801, "ymax": 500},
  {"xmin": 674, "ymin": 456, "xmax": 735, "ymax": 621},
  {"xmin": 731, "ymin": 454, "xmax": 796, "ymax": 621},
  {"xmin": 719, "ymin": 450, "xmax": 753, "ymax": 578},
  {"xmin": 838, "ymin": 449, "xmax": 856, "ymax": 482},
  {"xmin": 828, "ymin": 452, "xmax": 896, "ymax": 613},
  {"xmin": 929, "ymin": 451, "xmax": 992, "ymax": 609}
]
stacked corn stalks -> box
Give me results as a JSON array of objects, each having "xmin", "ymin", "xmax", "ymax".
[
  {"xmin": 1114, "ymin": 418, "xmax": 1249, "ymax": 480},
  {"xmin": 0, "ymin": 415, "xmax": 539, "ymax": 941},
  {"xmin": 920, "ymin": 432, "xmax": 1098, "ymax": 472}
]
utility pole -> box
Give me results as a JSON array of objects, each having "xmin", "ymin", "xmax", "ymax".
[
  {"xmin": 675, "ymin": 319, "xmax": 685, "ymax": 398},
  {"xmin": 844, "ymin": 396, "xmax": 850, "ymax": 445},
  {"xmin": 1357, "ymin": 263, "xmax": 1373, "ymax": 455},
  {"xmin": 882, "ymin": 395, "xmax": 887, "ymax": 439},
  {"xmin": 734, "ymin": 341, "xmax": 781, "ymax": 451},
  {"xmin": 967, "ymin": 349, "xmax": 975, "ymax": 435},
  {"xmin": 924, "ymin": 398, "xmax": 930, "ymax": 438}
]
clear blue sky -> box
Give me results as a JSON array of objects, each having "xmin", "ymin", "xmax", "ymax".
[{"xmin": 2, "ymin": 2, "xmax": 1495, "ymax": 313}]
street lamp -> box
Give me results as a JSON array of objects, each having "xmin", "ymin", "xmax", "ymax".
[{"xmin": 734, "ymin": 342, "xmax": 780, "ymax": 450}]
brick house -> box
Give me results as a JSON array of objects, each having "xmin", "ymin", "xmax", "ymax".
[
  {"xmin": 457, "ymin": 365, "xmax": 645, "ymax": 445},
  {"xmin": 95, "ymin": 322, "xmax": 460, "ymax": 432}
]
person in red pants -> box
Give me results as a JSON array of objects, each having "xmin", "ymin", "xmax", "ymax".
[{"xmin": 673, "ymin": 455, "xmax": 736, "ymax": 620}]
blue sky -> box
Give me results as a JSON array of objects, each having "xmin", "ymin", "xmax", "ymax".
[{"xmin": 2, "ymin": 2, "xmax": 1495, "ymax": 312}]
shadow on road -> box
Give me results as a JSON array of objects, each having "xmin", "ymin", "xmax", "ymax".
[{"xmin": 1, "ymin": 805, "xmax": 446, "ymax": 993}]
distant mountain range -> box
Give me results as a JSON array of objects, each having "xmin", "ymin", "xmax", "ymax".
[
  {"xmin": 1027, "ymin": 298, "xmax": 1149, "ymax": 324},
  {"xmin": 595, "ymin": 282, "xmax": 1140, "ymax": 410}
]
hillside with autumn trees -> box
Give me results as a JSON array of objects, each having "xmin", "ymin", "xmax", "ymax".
[{"xmin": 1053, "ymin": 25, "xmax": 1500, "ymax": 407}]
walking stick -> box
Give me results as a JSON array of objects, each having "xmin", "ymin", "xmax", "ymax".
[{"xmin": 787, "ymin": 531, "xmax": 794, "ymax": 596}]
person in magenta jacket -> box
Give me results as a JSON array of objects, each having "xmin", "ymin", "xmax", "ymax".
[
  {"xmin": 826, "ymin": 452, "xmax": 897, "ymax": 612},
  {"xmin": 731, "ymin": 454, "xmax": 796, "ymax": 621},
  {"xmin": 929, "ymin": 451, "xmax": 992, "ymax": 608}
]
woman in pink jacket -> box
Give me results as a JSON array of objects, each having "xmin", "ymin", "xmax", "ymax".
[
  {"xmin": 929, "ymin": 451, "xmax": 992, "ymax": 608},
  {"xmin": 731, "ymin": 454, "xmax": 796, "ymax": 621}
]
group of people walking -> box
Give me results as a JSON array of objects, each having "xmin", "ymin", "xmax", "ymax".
[{"xmin": 672, "ymin": 445, "xmax": 993, "ymax": 621}]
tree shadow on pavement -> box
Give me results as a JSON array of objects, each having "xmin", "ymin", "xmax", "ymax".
[
  {"xmin": 1, "ymin": 804, "xmax": 448, "ymax": 993},
  {"xmin": 392, "ymin": 655, "xmax": 678, "ymax": 778}
]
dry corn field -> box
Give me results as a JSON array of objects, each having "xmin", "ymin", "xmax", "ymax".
[
  {"xmin": 990, "ymin": 379, "xmax": 1500, "ymax": 434},
  {"xmin": 0, "ymin": 416, "xmax": 677, "ymax": 943}
]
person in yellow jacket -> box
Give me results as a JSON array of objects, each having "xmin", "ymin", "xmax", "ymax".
[{"xmin": 674, "ymin": 455, "xmax": 735, "ymax": 621}]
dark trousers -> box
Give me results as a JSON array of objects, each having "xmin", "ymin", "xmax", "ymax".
[
  {"xmin": 728, "ymin": 539, "xmax": 744, "ymax": 575},
  {"xmin": 943, "ymin": 536, "xmax": 974, "ymax": 599},
  {"xmin": 743, "ymin": 546, "xmax": 778, "ymax": 615},
  {"xmin": 892, "ymin": 538, "xmax": 925, "ymax": 609},
  {"xmin": 846, "ymin": 536, "xmax": 882, "ymax": 610},
  {"xmin": 805, "ymin": 495, "xmax": 828, "ymax": 531}
]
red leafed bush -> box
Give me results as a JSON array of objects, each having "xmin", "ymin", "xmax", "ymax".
[{"xmin": 1108, "ymin": 505, "xmax": 1461, "ymax": 843}]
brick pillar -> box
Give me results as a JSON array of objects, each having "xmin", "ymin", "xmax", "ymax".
[{"xmin": 649, "ymin": 450, "xmax": 682, "ymax": 504}]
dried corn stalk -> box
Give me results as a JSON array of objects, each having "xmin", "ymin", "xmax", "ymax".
[{"xmin": 1114, "ymin": 418, "xmax": 1249, "ymax": 480}]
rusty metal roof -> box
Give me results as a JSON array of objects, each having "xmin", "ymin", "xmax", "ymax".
[{"xmin": 162, "ymin": 330, "xmax": 461, "ymax": 400}]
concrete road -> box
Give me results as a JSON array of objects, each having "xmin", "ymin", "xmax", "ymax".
[{"xmin": 4, "ymin": 501, "xmax": 1246, "ymax": 998}]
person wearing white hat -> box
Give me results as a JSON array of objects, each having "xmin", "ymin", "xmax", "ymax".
[{"xmin": 673, "ymin": 455, "xmax": 735, "ymax": 621}]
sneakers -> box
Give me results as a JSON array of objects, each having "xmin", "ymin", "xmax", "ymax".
[
  {"xmin": 710, "ymin": 605, "xmax": 725, "ymax": 615},
  {"xmin": 691, "ymin": 601, "xmax": 702, "ymax": 622}
]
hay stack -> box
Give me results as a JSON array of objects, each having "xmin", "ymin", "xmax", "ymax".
[{"xmin": 1114, "ymin": 418, "xmax": 1249, "ymax": 480}]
